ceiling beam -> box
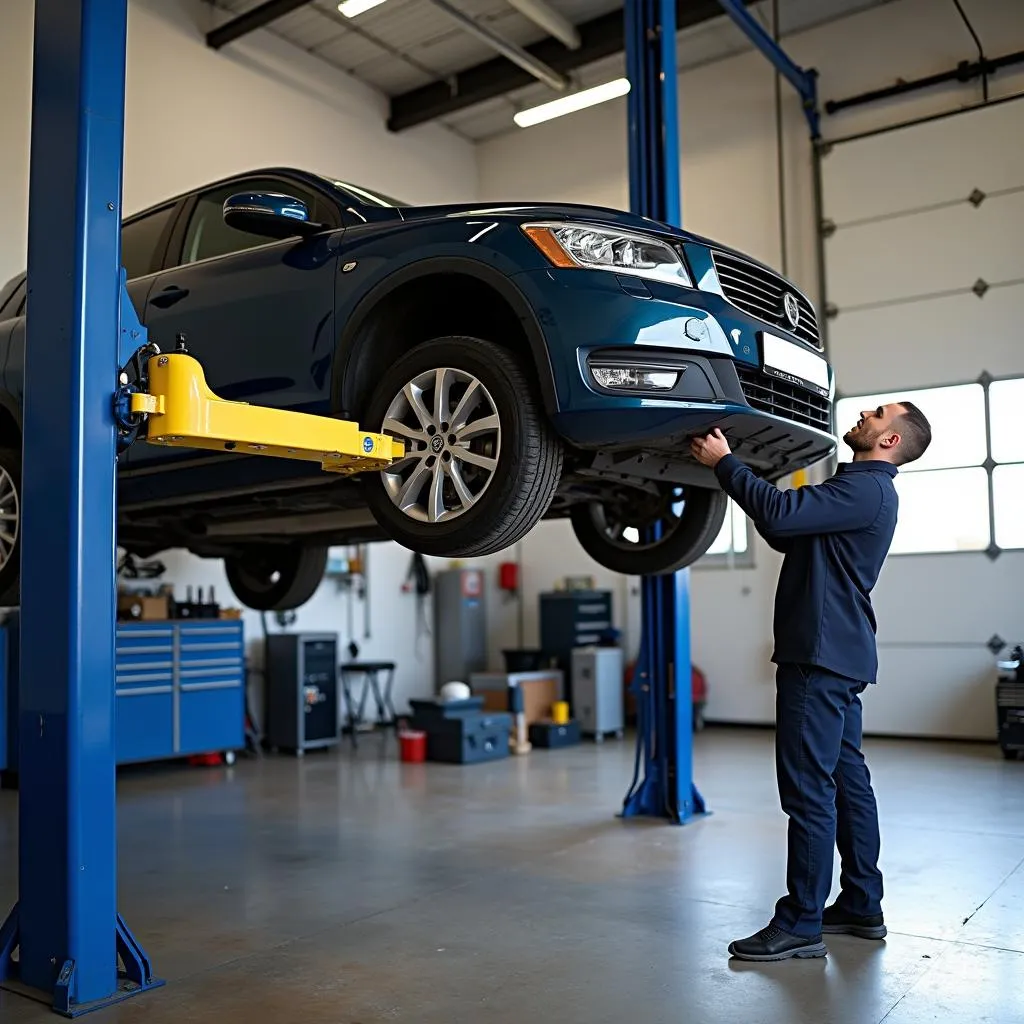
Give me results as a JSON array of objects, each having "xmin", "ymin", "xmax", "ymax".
[
  {"xmin": 388, "ymin": 0, "xmax": 756, "ymax": 132},
  {"xmin": 207, "ymin": 0, "xmax": 316, "ymax": 50}
]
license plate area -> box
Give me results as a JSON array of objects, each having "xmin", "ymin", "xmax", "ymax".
[{"xmin": 761, "ymin": 332, "xmax": 830, "ymax": 396}]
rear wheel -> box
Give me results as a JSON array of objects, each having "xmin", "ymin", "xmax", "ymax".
[
  {"xmin": 570, "ymin": 485, "xmax": 727, "ymax": 576},
  {"xmin": 224, "ymin": 544, "xmax": 327, "ymax": 611},
  {"xmin": 363, "ymin": 335, "xmax": 562, "ymax": 557},
  {"xmin": 0, "ymin": 447, "xmax": 21, "ymax": 607}
]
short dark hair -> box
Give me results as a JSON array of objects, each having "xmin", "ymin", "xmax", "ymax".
[{"xmin": 894, "ymin": 400, "xmax": 931, "ymax": 465}]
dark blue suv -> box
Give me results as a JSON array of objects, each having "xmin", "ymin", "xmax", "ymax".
[{"xmin": 0, "ymin": 168, "xmax": 835, "ymax": 610}]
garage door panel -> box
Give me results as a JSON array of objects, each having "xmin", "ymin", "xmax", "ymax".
[
  {"xmin": 822, "ymin": 97, "xmax": 1024, "ymax": 224},
  {"xmin": 828, "ymin": 283, "xmax": 1024, "ymax": 393},
  {"xmin": 865, "ymin": 647, "xmax": 996, "ymax": 739},
  {"xmin": 825, "ymin": 191, "xmax": 1024, "ymax": 309}
]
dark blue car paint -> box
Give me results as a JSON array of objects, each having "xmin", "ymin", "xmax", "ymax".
[{"xmin": 0, "ymin": 166, "xmax": 836, "ymax": 525}]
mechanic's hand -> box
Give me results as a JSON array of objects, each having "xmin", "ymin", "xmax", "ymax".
[{"xmin": 690, "ymin": 428, "xmax": 732, "ymax": 468}]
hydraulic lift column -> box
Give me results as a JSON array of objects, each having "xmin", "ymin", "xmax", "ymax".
[
  {"xmin": 0, "ymin": 0, "xmax": 161, "ymax": 1014},
  {"xmin": 620, "ymin": 0, "xmax": 706, "ymax": 825}
]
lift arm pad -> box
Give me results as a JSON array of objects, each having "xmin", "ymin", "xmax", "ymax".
[{"xmin": 141, "ymin": 353, "xmax": 403, "ymax": 475}]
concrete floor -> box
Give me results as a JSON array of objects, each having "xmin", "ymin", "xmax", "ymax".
[{"xmin": 1, "ymin": 728, "xmax": 1024, "ymax": 1023}]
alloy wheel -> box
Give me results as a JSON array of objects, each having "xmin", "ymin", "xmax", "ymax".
[{"xmin": 380, "ymin": 367, "xmax": 501, "ymax": 523}]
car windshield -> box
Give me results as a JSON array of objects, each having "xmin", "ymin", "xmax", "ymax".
[{"xmin": 319, "ymin": 177, "xmax": 406, "ymax": 208}]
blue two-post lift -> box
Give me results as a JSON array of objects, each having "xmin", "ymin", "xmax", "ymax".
[
  {"xmin": 619, "ymin": 0, "xmax": 819, "ymax": 824},
  {"xmin": 0, "ymin": 0, "xmax": 163, "ymax": 1015}
]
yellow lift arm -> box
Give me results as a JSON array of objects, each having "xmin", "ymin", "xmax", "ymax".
[{"xmin": 128, "ymin": 352, "xmax": 403, "ymax": 475}]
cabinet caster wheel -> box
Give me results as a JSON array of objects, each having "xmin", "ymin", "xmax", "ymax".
[
  {"xmin": 615, "ymin": 730, "xmax": 624, "ymax": 740},
  {"xmin": 594, "ymin": 733, "xmax": 604, "ymax": 744},
  {"xmin": 223, "ymin": 750, "xmax": 236, "ymax": 766}
]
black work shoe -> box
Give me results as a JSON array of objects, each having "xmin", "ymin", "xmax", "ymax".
[
  {"xmin": 821, "ymin": 904, "xmax": 887, "ymax": 939},
  {"xmin": 728, "ymin": 923, "xmax": 828, "ymax": 961}
]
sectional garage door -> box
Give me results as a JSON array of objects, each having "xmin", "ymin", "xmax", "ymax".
[{"xmin": 819, "ymin": 97, "xmax": 1024, "ymax": 739}]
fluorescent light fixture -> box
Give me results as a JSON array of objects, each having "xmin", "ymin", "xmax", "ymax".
[
  {"xmin": 514, "ymin": 78, "xmax": 631, "ymax": 128},
  {"xmin": 338, "ymin": 0, "xmax": 388, "ymax": 17}
]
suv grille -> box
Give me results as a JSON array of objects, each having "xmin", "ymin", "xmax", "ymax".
[
  {"xmin": 737, "ymin": 366, "xmax": 832, "ymax": 433},
  {"xmin": 712, "ymin": 250, "xmax": 821, "ymax": 349}
]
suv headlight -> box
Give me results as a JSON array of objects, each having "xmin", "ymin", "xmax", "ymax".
[{"xmin": 522, "ymin": 222, "xmax": 691, "ymax": 287}]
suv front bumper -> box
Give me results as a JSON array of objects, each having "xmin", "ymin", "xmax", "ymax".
[{"xmin": 513, "ymin": 267, "xmax": 837, "ymax": 484}]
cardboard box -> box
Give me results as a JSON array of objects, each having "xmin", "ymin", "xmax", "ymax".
[{"xmin": 117, "ymin": 593, "xmax": 169, "ymax": 622}]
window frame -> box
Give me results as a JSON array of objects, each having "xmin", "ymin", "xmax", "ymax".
[
  {"xmin": 835, "ymin": 371, "xmax": 1023, "ymax": 560},
  {"xmin": 120, "ymin": 201, "xmax": 179, "ymax": 280}
]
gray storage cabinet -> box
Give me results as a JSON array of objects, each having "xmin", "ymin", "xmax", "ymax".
[
  {"xmin": 434, "ymin": 569, "xmax": 487, "ymax": 691},
  {"xmin": 572, "ymin": 646, "xmax": 624, "ymax": 740}
]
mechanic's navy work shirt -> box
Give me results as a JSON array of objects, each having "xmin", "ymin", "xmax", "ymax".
[{"xmin": 713, "ymin": 455, "xmax": 899, "ymax": 683}]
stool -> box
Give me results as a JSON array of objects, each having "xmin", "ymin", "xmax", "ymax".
[{"xmin": 340, "ymin": 662, "xmax": 396, "ymax": 747}]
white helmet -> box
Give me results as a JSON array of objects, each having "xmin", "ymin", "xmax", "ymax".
[{"xmin": 439, "ymin": 681, "xmax": 471, "ymax": 703}]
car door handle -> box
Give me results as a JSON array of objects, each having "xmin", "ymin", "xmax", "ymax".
[{"xmin": 149, "ymin": 285, "xmax": 189, "ymax": 308}]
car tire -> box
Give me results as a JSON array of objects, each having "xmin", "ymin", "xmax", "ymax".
[
  {"xmin": 0, "ymin": 447, "xmax": 22, "ymax": 607},
  {"xmin": 569, "ymin": 487, "xmax": 728, "ymax": 576},
  {"xmin": 224, "ymin": 544, "xmax": 327, "ymax": 611},
  {"xmin": 363, "ymin": 336, "xmax": 563, "ymax": 557}
]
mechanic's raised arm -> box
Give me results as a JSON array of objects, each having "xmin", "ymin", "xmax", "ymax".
[{"xmin": 690, "ymin": 430, "xmax": 883, "ymax": 538}]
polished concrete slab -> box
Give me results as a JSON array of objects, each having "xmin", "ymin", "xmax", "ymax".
[{"xmin": 1, "ymin": 728, "xmax": 1023, "ymax": 1023}]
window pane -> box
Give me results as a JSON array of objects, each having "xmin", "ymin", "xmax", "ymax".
[
  {"xmin": 835, "ymin": 383, "xmax": 985, "ymax": 472},
  {"xmin": 994, "ymin": 464, "xmax": 1024, "ymax": 549},
  {"xmin": 121, "ymin": 205, "xmax": 175, "ymax": 279},
  {"xmin": 890, "ymin": 467, "xmax": 989, "ymax": 553},
  {"xmin": 990, "ymin": 379, "xmax": 1024, "ymax": 464},
  {"xmin": 704, "ymin": 500, "xmax": 748, "ymax": 556}
]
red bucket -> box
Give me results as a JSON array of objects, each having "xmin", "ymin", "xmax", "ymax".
[{"xmin": 399, "ymin": 730, "xmax": 427, "ymax": 764}]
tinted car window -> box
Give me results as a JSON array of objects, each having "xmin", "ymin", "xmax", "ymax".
[
  {"xmin": 181, "ymin": 179, "xmax": 320, "ymax": 265},
  {"xmin": 121, "ymin": 205, "xmax": 175, "ymax": 279}
]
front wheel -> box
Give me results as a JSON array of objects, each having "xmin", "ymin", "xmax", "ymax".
[
  {"xmin": 570, "ymin": 486, "xmax": 728, "ymax": 576},
  {"xmin": 224, "ymin": 544, "xmax": 327, "ymax": 611},
  {"xmin": 363, "ymin": 336, "xmax": 563, "ymax": 557}
]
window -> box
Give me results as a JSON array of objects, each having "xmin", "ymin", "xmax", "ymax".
[
  {"xmin": 180, "ymin": 180, "xmax": 319, "ymax": 265},
  {"xmin": 120, "ymin": 205, "xmax": 175, "ymax": 279},
  {"xmin": 697, "ymin": 499, "xmax": 752, "ymax": 566},
  {"xmin": 836, "ymin": 377, "xmax": 1024, "ymax": 556}
]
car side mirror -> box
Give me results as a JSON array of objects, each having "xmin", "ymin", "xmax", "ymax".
[{"xmin": 222, "ymin": 192, "xmax": 322, "ymax": 239}]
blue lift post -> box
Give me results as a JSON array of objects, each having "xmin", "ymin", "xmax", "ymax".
[
  {"xmin": 620, "ymin": 0, "xmax": 705, "ymax": 825},
  {"xmin": 0, "ymin": 0, "xmax": 162, "ymax": 1015}
]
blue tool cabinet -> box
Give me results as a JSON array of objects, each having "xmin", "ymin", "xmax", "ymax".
[
  {"xmin": 115, "ymin": 620, "xmax": 245, "ymax": 763},
  {"xmin": 0, "ymin": 618, "xmax": 244, "ymax": 772}
]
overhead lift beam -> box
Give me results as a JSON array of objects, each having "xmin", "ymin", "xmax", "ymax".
[
  {"xmin": 620, "ymin": 0, "xmax": 705, "ymax": 826},
  {"xmin": 714, "ymin": 0, "xmax": 820, "ymax": 139},
  {"xmin": 388, "ymin": 0, "xmax": 756, "ymax": 132}
]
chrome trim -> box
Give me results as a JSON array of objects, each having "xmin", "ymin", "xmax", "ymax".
[{"xmin": 116, "ymin": 685, "xmax": 174, "ymax": 697}]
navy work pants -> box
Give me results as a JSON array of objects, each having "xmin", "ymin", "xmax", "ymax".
[{"xmin": 771, "ymin": 663, "xmax": 884, "ymax": 938}]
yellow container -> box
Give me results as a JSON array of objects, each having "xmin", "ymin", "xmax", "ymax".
[{"xmin": 551, "ymin": 701, "xmax": 570, "ymax": 725}]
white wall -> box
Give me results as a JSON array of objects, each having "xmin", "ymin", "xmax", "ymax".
[{"xmin": 478, "ymin": 0, "xmax": 1024, "ymax": 737}]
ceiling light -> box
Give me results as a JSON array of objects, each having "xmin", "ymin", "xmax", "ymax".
[
  {"xmin": 338, "ymin": 0, "xmax": 388, "ymax": 17},
  {"xmin": 514, "ymin": 78, "xmax": 631, "ymax": 128}
]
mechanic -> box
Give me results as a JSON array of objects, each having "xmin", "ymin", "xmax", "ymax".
[{"xmin": 690, "ymin": 400, "xmax": 932, "ymax": 962}]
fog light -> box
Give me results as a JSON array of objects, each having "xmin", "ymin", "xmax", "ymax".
[{"xmin": 592, "ymin": 367, "xmax": 679, "ymax": 390}]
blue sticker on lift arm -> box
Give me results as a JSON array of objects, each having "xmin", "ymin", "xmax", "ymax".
[{"xmin": 363, "ymin": 436, "xmax": 374, "ymax": 453}]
